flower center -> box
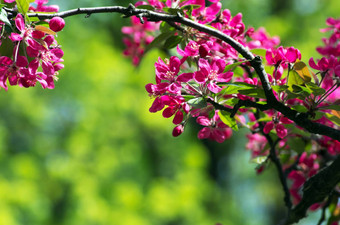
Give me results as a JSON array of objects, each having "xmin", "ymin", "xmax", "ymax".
[
  {"xmin": 208, "ymin": 70, "xmax": 218, "ymax": 80},
  {"xmin": 165, "ymin": 71, "xmax": 175, "ymax": 81}
]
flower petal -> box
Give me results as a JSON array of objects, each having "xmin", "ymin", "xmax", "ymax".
[{"xmin": 177, "ymin": 72, "xmax": 193, "ymax": 82}]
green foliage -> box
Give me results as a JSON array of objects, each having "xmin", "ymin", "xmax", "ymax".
[
  {"xmin": 187, "ymin": 96, "xmax": 207, "ymax": 108},
  {"xmin": 0, "ymin": 7, "xmax": 11, "ymax": 26},
  {"xmin": 218, "ymin": 111, "xmax": 238, "ymax": 131},
  {"xmin": 15, "ymin": 0, "xmax": 30, "ymax": 15}
]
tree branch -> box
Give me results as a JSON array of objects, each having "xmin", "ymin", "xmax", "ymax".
[
  {"xmin": 27, "ymin": 5, "xmax": 340, "ymax": 224},
  {"xmin": 284, "ymin": 155, "xmax": 340, "ymax": 224},
  {"xmin": 206, "ymin": 98, "xmax": 233, "ymax": 113},
  {"xmin": 27, "ymin": 4, "xmax": 340, "ymax": 142},
  {"xmin": 264, "ymin": 133, "xmax": 293, "ymax": 211},
  {"xmin": 230, "ymin": 99, "xmax": 271, "ymax": 117}
]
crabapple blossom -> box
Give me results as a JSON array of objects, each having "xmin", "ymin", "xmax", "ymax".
[
  {"xmin": 1, "ymin": 0, "xmax": 340, "ymax": 223},
  {"xmin": 196, "ymin": 112, "xmax": 232, "ymax": 143},
  {"xmin": 138, "ymin": 1, "xmax": 340, "ymax": 219},
  {"xmin": 0, "ymin": 0, "xmax": 64, "ymax": 90}
]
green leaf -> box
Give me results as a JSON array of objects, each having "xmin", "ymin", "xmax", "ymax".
[
  {"xmin": 305, "ymin": 82, "xmax": 326, "ymax": 96},
  {"xmin": 287, "ymin": 70, "xmax": 306, "ymax": 90},
  {"xmin": 0, "ymin": 7, "xmax": 11, "ymax": 26},
  {"xmin": 233, "ymin": 67, "xmax": 245, "ymax": 77},
  {"xmin": 291, "ymin": 105, "xmax": 308, "ymax": 113},
  {"xmin": 218, "ymin": 111, "xmax": 238, "ymax": 131},
  {"xmin": 180, "ymin": 4, "xmax": 202, "ymax": 10},
  {"xmin": 287, "ymin": 61, "xmax": 313, "ymax": 91},
  {"xmin": 238, "ymin": 88, "xmax": 266, "ymax": 99},
  {"xmin": 285, "ymin": 89, "xmax": 303, "ymax": 100},
  {"xmin": 313, "ymin": 111, "xmax": 324, "ymax": 120},
  {"xmin": 257, "ymin": 116, "xmax": 273, "ymax": 122},
  {"xmin": 182, "ymin": 95, "xmax": 196, "ymax": 102},
  {"xmin": 272, "ymin": 85, "xmax": 288, "ymax": 93},
  {"xmin": 318, "ymin": 105, "xmax": 340, "ymax": 111},
  {"xmin": 287, "ymin": 137, "xmax": 306, "ymax": 154},
  {"xmin": 233, "ymin": 82, "xmax": 258, "ymax": 88},
  {"xmin": 28, "ymin": 16, "xmax": 40, "ymax": 22},
  {"xmin": 280, "ymin": 153, "xmax": 291, "ymax": 164},
  {"xmin": 293, "ymin": 60, "xmax": 312, "ymax": 82},
  {"xmin": 223, "ymin": 60, "xmax": 248, "ymax": 73},
  {"xmin": 284, "ymin": 124, "xmax": 310, "ymax": 137},
  {"xmin": 250, "ymin": 156, "xmax": 268, "ymax": 164},
  {"xmin": 160, "ymin": 21, "xmax": 175, "ymax": 33},
  {"xmin": 325, "ymin": 111, "xmax": 340, "ymax": 126},
  {"xmin": 250, "ymin": 48, "xmax": 267, "ymax": 58},
  {"xmin": 187, "ymin": 97, "xmax": 207, "ymax": 108},
  {"xmin": 162, "ymin": 7, "xmax": 182, "ymax": 15},
  {"xmin": 136, "ymin": 5, "xmax": 155, "ymax": 10},
  {"xmin": 163, "ymin": 35, "xmax": 183, "ymax": 49},
  {"xmin": 291, "ymin": 84, "xmax": 312, "ymax": 97},
  {"xmin": 34, "ymin": 20, "xmax": 49, "ymax": 27},
  {"xmin": 219, "ymin": 83, "xmax": 251, "ymax": 95},
  {"xmin": 145, "ymin": 31, "xmax": 175, "ymax": 53},
  {"xmin": 16, "ymin": 0, "xmax": 30, "ymax": 16}
]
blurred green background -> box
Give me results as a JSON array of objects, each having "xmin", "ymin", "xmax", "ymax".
[{"xmin": 0, "ymin": 0, "xmax": 339, "ymax": 224}]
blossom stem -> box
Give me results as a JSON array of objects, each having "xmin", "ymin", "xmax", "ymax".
[
  {"xmin": 316, "ymin": 82, "xmax": 339, "ymax": 106},
  {"xmin": 13, "ymin": 42, "xmax": 20, "ymax": 63}
]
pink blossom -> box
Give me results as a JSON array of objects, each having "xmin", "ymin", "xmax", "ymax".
[
  {"xmin": 263, "ymin": 115, "xmax": 292, "ymax": 139},
  {"xmin": 122, "ymin": 16, "xmax": 159, "ymax": 65},
  {"xmin": 29, "ymin": 0, "xmax": 59, "ymax": 12},
  {"xmin": 192, "ymin": 1, "xmax": 222, "ymax": 24},
  {"xmin": 266, "ymin": 46, "xmax": 301, "ymax": 66},
  {"xmin": 309, "ymin": 56, "xmax": 340, "ymax": 78},
  {"xmin": 177, "ymin": 40, "xmax": 213, "ymax": 58},
  {"xmin": 148, "ymin": 95, "xmax": 189, "ymax": 125},
  {"xmin": 246, "ymin": 133, "xmax": 268, "ymax": 157},
  {"xmin": 247, "ymin": 27, "xmax": 280, "ymax": 50},
  {"xmin": 194, "ymin": 58, "xmax": 233, "ymax": 93},
  {"xmin": 154, "ymin": 56, "xmax": 193, "ymax": 94},
  {"xmin": 212, "ymin": 9, "xmax": 245, "ymax": 38},
  {"xmin": 196, "ymin": 111, "xmax": 232, "ymax": 143}
]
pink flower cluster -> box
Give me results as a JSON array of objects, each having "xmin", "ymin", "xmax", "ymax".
[
  {"xmin": 134, "ymin": 0, "xmax": 340, "ymax": 211},
  {"xmin": 0, "ymin": 0, "xmax": 64, "ymax": 90},
  {"xmin": 139, "ymin": 0, "xmax": 283, "ymax": 143}
]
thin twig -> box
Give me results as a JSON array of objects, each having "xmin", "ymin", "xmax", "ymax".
[
  {"xmin": 206, "ymin": 98, "xmax": 233, "ymax": 113},
  {"xmin": 230, "ymin": 99, "xmax": 271, "ymax": 117},
  {"xmin": 255, "ymin": 111, "xmax": 293, "ymax": 212},
  {"xmin": 284, "ymin": 154, "xmax": 302, "ymax": 178}
]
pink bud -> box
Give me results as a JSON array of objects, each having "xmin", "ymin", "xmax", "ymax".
[
  {"xmin": 199, "ymin": 44, "xmax": 209, "ymax": 58},
  {"xmin": 172, "ymin": 125, "xmax": 184, "ymax": 137},
  {"xmin": 49, "ymin": 17, "xmax": 65, "ymax": 32}
]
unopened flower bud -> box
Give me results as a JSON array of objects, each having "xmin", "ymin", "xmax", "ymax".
[
  {"xmin": 199, "ymin": 44, "xmax": 209, "ymax": 58},
  {"xmin": 49, "ymin": 17, "xmax": 65, "ymax": 32},
  {"xmin": 172, "ymin": 125, "xmax": 184, "ymax": 137}
]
